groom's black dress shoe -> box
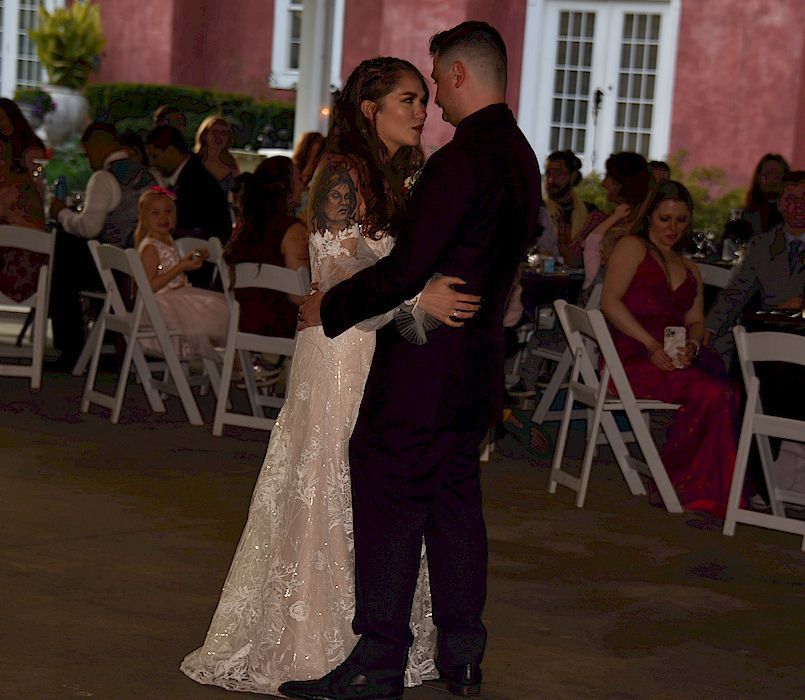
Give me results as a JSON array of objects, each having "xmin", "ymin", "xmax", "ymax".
[
  {"xmin": 439, "ymin": 663, "xmax": 482, "ymax": 696},
  {"xmin": 278, "ymin": 664, "xmax": 403, "ymax": 700}
]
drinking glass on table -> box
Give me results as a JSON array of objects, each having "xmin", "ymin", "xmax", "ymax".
[{"xmin": 691, "ymin": 229, "xmax": 707, "ymax": 258}]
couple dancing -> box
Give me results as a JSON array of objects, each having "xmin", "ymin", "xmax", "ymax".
[{"xmin": 181, "ymin": 21, "xmax": 541, "ymax": 699}]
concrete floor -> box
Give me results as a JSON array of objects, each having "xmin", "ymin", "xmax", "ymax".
[{"xmin": 1, "ymin": 370, "xmax": 804, "ymax": 700}]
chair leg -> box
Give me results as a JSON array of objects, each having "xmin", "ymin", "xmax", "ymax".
[
  {"xmin": 599, "ymin": 412, "xmax": 647, "ymax": 496},
  {"xmin": 213, "ymin": 343, "xmax": 237, "ymax": 437},
  {"xmin": 160, "ymin": 344, "xmax": 203, "ymax": 426},
  {"xmin": 547, "ymin": 381, "xmax": 578, "ymax": 496},
  {"xmin": 723, "ymin": 404, "xmax": 755, "ymax": 537},
  {"xmin": 110, "ymin": 333, "xmax": 140, "ymax": 424},
  {"xmin": 626, "ymin": 408, "xmax": 683, "ymax": 513},
  {"xmin": 532, "ymin": 350, "xmax": 572, "ymax": 424},
  {"xmin": 72, "ymin": 320, "xmax": 102, "ymax": 377}
]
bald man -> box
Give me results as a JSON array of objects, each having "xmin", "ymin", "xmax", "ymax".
[{"xmin": 284, "ymin": 22, "xmax": 542, "ymax": 700}]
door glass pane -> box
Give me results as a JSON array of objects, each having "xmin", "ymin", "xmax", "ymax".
[
  {"xmin": 16, "ymin": 1, "xmax": 45, "ymax": 89},
  {"xmin": 614, "ymin": 12, "xmax": 662, "ymax": 157},
  {"xmin": 549, "ymin": 10, "xmax": 596, "ymax": 152}
]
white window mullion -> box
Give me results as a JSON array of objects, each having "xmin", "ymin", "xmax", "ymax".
[{"xmin": 271, "ymin": 0, "xmax": 344, "ymax": 91}]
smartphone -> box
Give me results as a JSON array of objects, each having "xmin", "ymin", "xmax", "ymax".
[{"xmin": 663, "ymin": 326, "xmax": 686, "ymax": 368}]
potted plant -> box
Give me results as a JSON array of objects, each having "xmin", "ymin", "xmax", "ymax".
[
  {"xmin": 12, "ymin": 87, "xmax": 56, "ymax": 130},
  {"xmin": 29, "ymin": 0, "xmax": 105, "ymax": 145}
]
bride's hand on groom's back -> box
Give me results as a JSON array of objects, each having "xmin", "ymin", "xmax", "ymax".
[{"xmin": 419, "ymin": 276, "xmax": 482, "ymax": 327}]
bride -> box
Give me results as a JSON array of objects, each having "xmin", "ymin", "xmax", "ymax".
[{"xmin": 180, "ymin": 57, "xmax": 480, "ymax": 695}]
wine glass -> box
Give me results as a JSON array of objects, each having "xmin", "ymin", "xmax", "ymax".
[
  {"xmin": 705, "ymin": 230, "xmax": 718, "ymax": 258},
  {"xmin": 691, "ymin": 229, "xmax": 707, "ymax": 258}
]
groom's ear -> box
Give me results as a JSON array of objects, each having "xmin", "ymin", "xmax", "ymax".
[{"xmin": 360, "ymin": 99, "xmax": 378, "ymax": 121}]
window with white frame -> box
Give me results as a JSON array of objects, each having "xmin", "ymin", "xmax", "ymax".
[
  {"xmin": 271, "ymin": 0, "xmax": 344, "ymax": 90},
  {"xmin": 0, "ymin": 0, "xmax": 62, "ymax": 97}
]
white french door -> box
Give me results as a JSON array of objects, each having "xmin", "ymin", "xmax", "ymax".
[
  {"xmin": 519, "ymin": 0, "xmax": 681, "ymax": 172},
  {"xmin": 0, "ymin": 0, "xmax": 62, "ymax": 97}
]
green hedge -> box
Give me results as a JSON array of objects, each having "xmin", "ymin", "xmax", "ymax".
[{"xmin": 85, "ymin": 83, "xmax": 295, "ymax": 149}]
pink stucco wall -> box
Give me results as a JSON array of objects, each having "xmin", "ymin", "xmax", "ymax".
[
  {"xmin": 341, "ymin": 0, "xmax": 527, "ymax": 154},
  {"xmin": 93, "ymin": 0, "xmax": 291, "ymax": 102},
  {"xmin": 670, "ymin": 0, "xmax": 804, "ymax": 187}
]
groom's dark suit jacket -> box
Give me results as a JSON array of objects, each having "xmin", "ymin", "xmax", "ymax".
[{"xmin": 321, "ymin": 104, "xmax": 542, "ymax": 432}]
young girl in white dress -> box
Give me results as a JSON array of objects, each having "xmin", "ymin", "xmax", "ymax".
[
  {"xmin": 135, "ymin": 187, "xmax": 228, "ymax": 358},
  {"xmin": 180, "ymin": 57, "xmax": 478, "ymax": 695}
]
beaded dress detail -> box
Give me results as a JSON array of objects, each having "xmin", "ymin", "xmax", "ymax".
[{"xmin": 180, "ymin": 223, "xmax": 437, "ymax": 694}]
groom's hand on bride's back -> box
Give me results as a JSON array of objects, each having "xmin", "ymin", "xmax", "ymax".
[{"xmin": 298, "ymin": 288, "xmax": 323, "ymax": 330}]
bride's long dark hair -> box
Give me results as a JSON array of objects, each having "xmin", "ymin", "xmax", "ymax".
[{"xmin": 326, "ymin": 56, "xmax": 428, "ymax": 238}]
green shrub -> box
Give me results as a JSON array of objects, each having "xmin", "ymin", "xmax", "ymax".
[
  {"xmin": 44, "ymin": 140, "xmax": 93, "ymax": 192},
  {"xmin": 85, "ymin": 83, "xmax": 295, "ymax": 150}
]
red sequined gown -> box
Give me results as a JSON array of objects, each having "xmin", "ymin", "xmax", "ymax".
[{"xmin": 610, "ymin": 252, "xmax": 738, "ymax": 516}]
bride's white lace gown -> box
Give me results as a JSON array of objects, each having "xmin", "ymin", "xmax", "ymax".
[{"xmin": 180, "ymin": 223, "xmax": 437, "ymax": 695}]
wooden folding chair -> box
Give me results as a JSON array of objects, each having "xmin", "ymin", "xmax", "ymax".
[
  {"xmin": 80, "ymin": 241, "xmax": 210, "ymax": 425},
  {"xmin": 548, "ymin": 300, "xmax": 683, "ymax": 512},
  {"xmin": 531, "ymin": 283, "xmax": 602, "ymax": 424},
  {"xmin": 213, "ymin": 262, "xmax": 310, "ymax": 436},
  {"xmin": 0, "ymin": 225, "xmax": 55, "ymax": 390},
  {"xmin": 723, "ymin": 326, "xmax": 805, "ymax": 550}
]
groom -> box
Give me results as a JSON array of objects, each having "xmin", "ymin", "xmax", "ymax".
[{"xmin": 283, "ymin": 21, "xmax": 542, "ymax": 699}]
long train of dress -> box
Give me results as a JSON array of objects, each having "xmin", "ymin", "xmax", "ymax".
[{"xmin": 180, "ymin": 226, "xmax": 437, "ymax": 694}]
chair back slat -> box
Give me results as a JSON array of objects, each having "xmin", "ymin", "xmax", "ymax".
[
  {"xmin": 0, "ymin": 225, "xmax": 55, "ymax": 255},
  {"xmin": 232, "ymin": 262, "xmax": 310, "ymax": 297}
]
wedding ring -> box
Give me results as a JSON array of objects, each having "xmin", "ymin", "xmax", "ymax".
[{"xmin": 453, "ymin": 309, "xmax": 459, "ymax": 317}]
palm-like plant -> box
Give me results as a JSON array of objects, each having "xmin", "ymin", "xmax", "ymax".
[{"xmin": 30, "ymin": 0, "xmax": 105, "ymax": 90}]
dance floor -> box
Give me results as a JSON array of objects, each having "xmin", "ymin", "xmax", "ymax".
[{"xmin": 2, "ymin": 369, "xmax": 804, "ymax": 699}]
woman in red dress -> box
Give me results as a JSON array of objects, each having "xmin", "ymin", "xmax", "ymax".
[{"xmin": 601, "ymin": 180, "xmax": 738, "ymax": 516}]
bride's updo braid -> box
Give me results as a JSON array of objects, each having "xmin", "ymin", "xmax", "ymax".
[{"xmin": 327, "ymin": 56, "xmax": 428, "ymax": 238}]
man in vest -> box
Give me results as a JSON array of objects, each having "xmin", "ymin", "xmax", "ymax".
[{"xmin": 48, "ymin": 122, "xmax": 155, "ymax": 369}]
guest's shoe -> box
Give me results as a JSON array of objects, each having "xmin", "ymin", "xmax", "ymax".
[
  {"xmin": 439, "ymin": 663, "xmax": 482, "ymax": 697},
  {"xmin": 278, "ymin": 663, "xmax": 403, "ymax": 700}
]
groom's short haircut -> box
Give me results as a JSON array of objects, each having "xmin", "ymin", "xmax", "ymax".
[{"xmin": 429, "ymin": 21, "xmax": 507, "ymax": 89}]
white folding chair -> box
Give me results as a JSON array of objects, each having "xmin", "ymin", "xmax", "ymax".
[
  {"xmin": 213, "ymin": 262, "xmax": 310, "ymax": 436},
  {"xmin": 723, "ymin": 326, "xmax": 805, "ymax": 550},
  {"xmin": 548, "ymin": 300, "xmax": 683, "ymax": 512},
  {"xmin": 73, "ymin": 238, "xmax": 230, "ymax": 378},
  {"xmin": 0, "ymin": 225, "xmax": 55, "ymax": 390},
  {"xmin": 174, "ymin": 236, "xmax": 231, "ymax": 291},
  {"xmin": 532, "ymin": 283, "xmax": 602, "ymax": 424},
  {"xmin": 80, "ymin": 241, "xmax": 210, "ymax": 425},
  {"xmin": 696, "ymin": 262, "xmax": 732, "ymax": 289}
]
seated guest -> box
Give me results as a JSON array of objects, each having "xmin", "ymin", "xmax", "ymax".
[
  {"xmin": 194, "ymin": 116, "xmax": 240, "ymax": 195},
  {"xmin": 119, "ymin": 130, "xmax": 148, "ymax": 166},
  {"xmin": 48, "ymin": 122, "xmax": 156, "ymax": 367},
  {"xmin": 740, "ymin": 153, "xmax": 791, "ymax": 238},
  {"xmin": 291, "ymin": 131, "xmax": 325, "ymax": 224},
  {"xmin": 582, "ymin": 151, "xmax": 651, "ymax": 298},
  {"xmin": 145, "ymin": 125, "xmax": 231, "ymax": 248},
  {"xmin": 135, "ymin": 187, "xmax": 228, "ymax": 359},
  {"xmin": 543, "ymin": 149, "xmax": 606, "ymax": 269},
  {"xmin": 153, "ymin": 104, "xmax": 187, "ymax": 133},
  {"xmin": 0, "ymin": 98, "xmax": 46, "ymax": 180},
  {"xmin": 705, "ymin": 170, "xmax": 805, "ymax": 360},
  {"xmin": 225, "ymin": 157, "xmax": 308, "ymax": 338},
  {"xmin": 0, "ymin": 136, "xmax": 46, "ymax": 305},
  {"xmin": 649, "ymin": 160, "xmax": 670, "ymax": 183},
  {"xmin": 601, "ymin": 180, "xmax": 738, "ymax": 516}
]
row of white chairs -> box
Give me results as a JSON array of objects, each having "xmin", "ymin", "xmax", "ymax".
[
  {"xmin": 78, "ymin": 239, "xmax": 309, "ymax": 435},
  {"xmin": 0, "ymin": 226, "xmax": 310, "ymax": 435},
  {"xmin": 549, "ymin": 300, "xmax": 805, "ymax": 550}
]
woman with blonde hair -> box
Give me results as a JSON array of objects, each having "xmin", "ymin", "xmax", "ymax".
[{"xmin": 194, "ymin": 115, "xmax": 240, "ymax": 194}]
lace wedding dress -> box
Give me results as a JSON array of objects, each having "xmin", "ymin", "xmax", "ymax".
[{"xmin": 180, "ymin": 223, "xmax": 437, "ymax": 694}]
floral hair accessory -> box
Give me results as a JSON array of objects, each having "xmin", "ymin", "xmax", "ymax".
[{"xmin": 150, "ymin": 185, "xmax": 177, "ymax": 200}]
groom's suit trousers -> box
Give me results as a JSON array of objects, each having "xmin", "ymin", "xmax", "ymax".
[{"xmin": 348, "ymin": 411, "xmax": 489, "ymax": 672}]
